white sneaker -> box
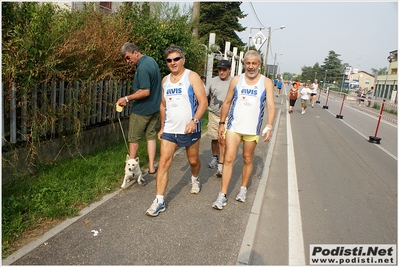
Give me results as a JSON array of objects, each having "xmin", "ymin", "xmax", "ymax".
[
  {"xmin": 212, "ymin": 192, "xmax": 227, "ymax": 210},
  {"xmin": 216, "ymin": 163, "xmax": 223, "ymax": 177},
  {"xmin": 190, "ymin": 178, "xmax": 201, "ymax": 194},
  {"xmin": 236, "ymin": 186, "xmax": 247, "ymax": 202}
]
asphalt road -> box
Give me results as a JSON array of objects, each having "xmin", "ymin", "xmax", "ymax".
[
  {"xmin": 4, "ymin": 86, "xmax": 397, "ymax": 265},
  {"xmin": 250, "ymin": 89, "xmax": 397, "ymax": 265}
]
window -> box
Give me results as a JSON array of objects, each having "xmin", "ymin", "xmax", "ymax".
[{"xmin": 99, "ymin": 2, "xmax": 112, "ymax": 13}]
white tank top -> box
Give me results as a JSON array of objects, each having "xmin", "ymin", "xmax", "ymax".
[
  {"xmin": 162, "ymin": 69, "xmax": 201, "ymax": 134},
  {"xmin": 227, "ymin": 74, "xmax": 266, "ymax": 135}
]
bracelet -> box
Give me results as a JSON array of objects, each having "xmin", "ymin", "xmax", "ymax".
[
  {"xmin": 219, "ymin": 121, "xmax": 225, "ymax": 125},
  {"xmin": 125, "ymin": 96, "xmax": 129, "ymax": 103}
]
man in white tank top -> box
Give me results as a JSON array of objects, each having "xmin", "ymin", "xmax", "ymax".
[
  {"xmin": 146, "ymin": 45, "xmax": 208, "ymax": 217},
  {"xmin": 212, "ymin": 50, "xmax": 276, "ymax": 210}
]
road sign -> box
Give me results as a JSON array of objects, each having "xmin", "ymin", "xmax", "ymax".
[{"xmin": 253, "ymin": 30, "xmax": 266, "ymax": 50}]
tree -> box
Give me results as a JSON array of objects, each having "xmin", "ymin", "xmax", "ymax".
[
  {"xmin": 320, "ymin": 50, "xmax": 344, "ymax": 85},
  {"xmin": 198, "ymin": 2, "xmax": 246, "ymax": 52},
  {"xmin": 371, "ymin": 67, "xmax": 388, "ymax": 76}
]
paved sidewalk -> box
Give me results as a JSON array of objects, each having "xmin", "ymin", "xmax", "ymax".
[{"xmin": 4, "ymin": 97, "xmax": 285, "ymax": 265}]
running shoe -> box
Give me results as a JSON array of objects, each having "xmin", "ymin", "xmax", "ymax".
[
  {"xmin": 212, "ymin": 192, "xmax": 227, "ymax": 210},
  {"xmin": 208, "ymin": 156, "xmax": 218, "ymax": 169},
  {"xmin": 190, "ymin": 178, "xmax": 201, "ymax": 194},
  {"xmin": 216, "ymin": 163, "xmax": 223, "ymax": 177},
  {"xmin": 146, "ymin": 199, "xmax": 166, "ymax": 217},
  {"xmin": 236, "ymin": 186, "xmax": 247, "ymax": 202}
]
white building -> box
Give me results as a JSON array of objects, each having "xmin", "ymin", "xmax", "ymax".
[{"xmin": 53, "ymin": 2, "xmax": 127, "ymax": 13}]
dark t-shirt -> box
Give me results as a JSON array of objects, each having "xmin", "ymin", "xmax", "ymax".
[{"xmin": 131, "ymin": 55, "xmax": 162, "ymax": 115}]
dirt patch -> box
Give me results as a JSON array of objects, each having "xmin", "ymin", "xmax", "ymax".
[{"xmin": 4, "ymin": 218, "xmax": 63, "ymax": 259}]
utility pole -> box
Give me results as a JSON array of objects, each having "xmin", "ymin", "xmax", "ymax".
[{"xmin": 192, "ymin": 2, "xmax": 200, "ymax": 38}]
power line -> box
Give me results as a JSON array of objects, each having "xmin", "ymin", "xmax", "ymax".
[{"xmin": 249, "ymin": 2, "xmax": 266, "ymax": 29}]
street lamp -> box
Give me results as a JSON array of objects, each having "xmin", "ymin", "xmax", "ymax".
[
  {"xmin": 198, "ymin": 44, "xmax": 208, "ymax": 78},
  {"xmin": 210, "ymin": 44, "xmax": 222, "ymax": 60},
  {"xmin": 264, "ymin": 26, "xmax": 285, "ymax": 77},
  {"xmin": 382, "ymin": 53, "xmax": 395, "ymax": 99},
  {"xmin": 273, "ymin": 53, "xmax": 283, "ymax": 78}
]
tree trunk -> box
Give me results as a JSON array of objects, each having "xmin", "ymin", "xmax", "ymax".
[{"xmin": 192, "ymin": 2, "xmax": 200, "ymax": 38}]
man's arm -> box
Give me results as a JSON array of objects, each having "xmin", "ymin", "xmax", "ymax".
[
  {"xmin": 116, "ymin": 89, "xmax": 150, "ymax": 106},
  {"xmin": 218, "ymin": 76, "xmax": 239, "ymax": 139},
  {"xmin": 262, "ymin": 77, "xmax": 276, "ymax": 142},
  {"xmin": 190, "ymin": 71, "xmax": 208, "ymax": 120},
  {"xmin": 184, "ymin": 71, "xmax": 208, "ymax": 134}
]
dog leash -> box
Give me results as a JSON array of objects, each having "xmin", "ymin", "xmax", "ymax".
[{"xmin": 116, "ymin": 104, "xmax": 130, "ymax": 154}]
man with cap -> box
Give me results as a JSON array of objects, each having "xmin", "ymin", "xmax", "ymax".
[{"xmin": 205, "ymin": 59, "xmax": 232, "ymax": 177}]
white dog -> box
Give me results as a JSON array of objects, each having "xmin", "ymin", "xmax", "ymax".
[{"xmin": 121, "ymin": 154, "xmax": 144, "ymax": 189}]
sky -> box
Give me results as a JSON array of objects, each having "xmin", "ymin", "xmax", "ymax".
[
  {"xmin": 235, "ymin": 1, "xmax": 398, "ymax": 74},
  {"xmin": 179, "ymin": 1, "xmax": 398, "ymax": 75}
]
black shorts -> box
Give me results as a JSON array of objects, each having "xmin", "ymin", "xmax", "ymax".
[{"xmin": 289, "ymin": 99, "xmax": 297, "ymax": 106}]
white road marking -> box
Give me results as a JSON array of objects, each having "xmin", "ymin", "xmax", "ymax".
[
  {"xmin": 324, "ymin": 107, "xmax": 397, "ymax": 161},
  {"xmin": 287, "ymin": 103, "xmax": 306, "ymax": 265}
]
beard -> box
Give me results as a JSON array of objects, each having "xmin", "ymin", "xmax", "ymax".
[{"xmin": 245, "ymin": 68, "xmax": 259, "ymax": 78}]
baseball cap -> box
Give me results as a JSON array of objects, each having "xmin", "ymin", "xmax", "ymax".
[{"xmin": 217, "ymin": 59, "xmax": 231, "ymax": 69}]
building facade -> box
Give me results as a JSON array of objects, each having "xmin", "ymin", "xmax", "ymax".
[
  {"xmin": 349, "ymin": 70, "xmax": 375, "ymax": 90},
  {"xmin": 374, "ymin": 50, "xmax": 398, "ymax": 103},
  {"xmin": 53, "ymin": 2, "xmax": 129, "ymax": 13}
]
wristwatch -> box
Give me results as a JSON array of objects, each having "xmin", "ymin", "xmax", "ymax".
[
  {"xmin": 192, "ymin": 118, "xmax": 199, "ymax": 124},
  {"xmin": 219, "ymin": 121, "xmax": 225, "ymax": 125}
]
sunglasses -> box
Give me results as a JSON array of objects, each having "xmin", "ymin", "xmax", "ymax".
[{"xmin": 166, "ymin": 56, "xmax": 183, "ymax": 63}]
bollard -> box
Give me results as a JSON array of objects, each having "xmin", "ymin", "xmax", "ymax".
[
  {"xmin": 368, "ymin": 100, "xmax": 385, "ymax": 144},
  {"xmin": 336, "ymin": 93, "xmax": 346, "ymax": 119},
  {"xmin": 322, "ymin": 89, "xmax": 330, "ymax": 109},
  {"xmin": 316, "ymin": 88, "xmax": 321, "ymax": 103}
]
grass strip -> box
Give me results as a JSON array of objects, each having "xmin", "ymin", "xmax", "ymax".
[{"xmin": 2, "ymin": 110, "xmax": 208, "ymax": 258}]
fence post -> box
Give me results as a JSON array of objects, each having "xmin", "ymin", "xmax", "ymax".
[
  {"xmin": 98, "ymin": 80, "xmax": 103, "ymax": 122},
  {"xmin": 21, "ymin": 88, "xmax": 27, "ymax": 141},
  {"xmin": 2, "ymin": 83, "xmax": 5, "ymax": 146},
  {"xmin": 51, "ymin": 82, "xmax": 57, "ymax": 136},
  {"xmin": 336, "ymin": 93, "xmax": 346, "ymax": 119},
  {"xmin": 316, "ymin": 87, "xmax": 321, "ymax": 103},
  {"xmin": 66, "ymin": 82, "xmax": 72, "ymax": 131},
  {"xmin": 59, "ymin": 81, "xmax": 65, "ymax": 133},
  {"xmin": 322, "ymin": 89, "xmax": 330, "ymax": 109},
  {"xmin": 10, "ymin": 82, "xmax": 17, "ymax": 144},
  {"xmin": 368, "ymin": 100, "xmax": 385, "ymax": 144}
]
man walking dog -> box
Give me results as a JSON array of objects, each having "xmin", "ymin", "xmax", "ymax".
[{"xmin": 116, "ymin": 42, "xmax": 162, "ymax": 183}]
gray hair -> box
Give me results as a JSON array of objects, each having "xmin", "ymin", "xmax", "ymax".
[
  {"xmin": 243, "ymin": 50, "xmax": 262, "ymax": 63},
  {"xmin": 120, "ymin": 42, "xmax": 140, "ymax": 57},
  {"xmin": 164, "ymin": 45, "xmax": 185, "ymax": 59}
]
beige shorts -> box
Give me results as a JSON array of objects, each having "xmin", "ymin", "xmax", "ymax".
[
  {"xmin": 301, "ymin": 99, "xmax": 309, "ymax": 108},
  {"xmin": 207, "ymin": 111, "xmax": 224, "ymax": 140}
]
